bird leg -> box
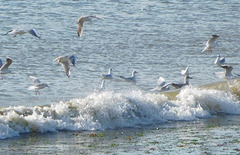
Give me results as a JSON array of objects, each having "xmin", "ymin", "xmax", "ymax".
[{"xmin": 35, "ymin": 90, "xmax": 40, "ymax": 95}]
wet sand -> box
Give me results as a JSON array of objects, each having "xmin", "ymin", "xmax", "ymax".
[{"xmin": 0, "ymin": 114, "xmax": 239, "ymax": 155}]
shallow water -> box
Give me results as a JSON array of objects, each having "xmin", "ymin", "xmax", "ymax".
[
  {"xmin": 0, "ymin": 0, "xmax": 240, "ymax": 153},
  {"xmin": 0, "ymin": 114, "xmax": 240, "ymax": 154}
]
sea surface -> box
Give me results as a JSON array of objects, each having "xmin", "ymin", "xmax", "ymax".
[{"xmin": 0, "ymin": 0, "xmax": 240, "ymax": 154}]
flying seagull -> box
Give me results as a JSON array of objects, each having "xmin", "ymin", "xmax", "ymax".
[
  {"xmin": 202, "ymin": 34, "xmax": 219, "ymax": 53},
  {"xmin": 0, "ymin": 58, "xmax": 12, "ymax": 79},
  {"xmin": 54, "ymin": 56, "xmax": 74, "ymax": 77},
  {"xmin": 77, "ymin": 15, "xmax": 102, "ymax": 37},
  {"xmin": 5, "ymin": 29, "xmax": 41, "ymax": 38},
  {"xmin": 28, "ymin": 76, "xmax": 49, "ymax": 95}
]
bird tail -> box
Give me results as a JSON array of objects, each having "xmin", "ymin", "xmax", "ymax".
[
  {"xmin": 28, "ymin": 86, "xmax": 36, "ymax": 90},
  {"xmin": 119, "ymin": 76, "xmax": 125, "ymax": 79}
]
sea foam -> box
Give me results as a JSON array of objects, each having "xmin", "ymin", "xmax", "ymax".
[{"xmin": 0, "ymin": 86, "xmax": 240, "ymax": 140}]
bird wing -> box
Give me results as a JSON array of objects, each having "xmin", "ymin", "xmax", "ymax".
[
  {"xmin": 29, "ymin": 76, "xmax": 41, "ymax": 85},
  {"xmin": 210, "ymin": 35, "xmax": 219, "ymax": 42},
  {"xmin": 86, "ymin": 15, "xmax": 103, "ymax": 20},
  {"xmin": 68, "ymin": 55, "xmax": 76, "ymax": 66},
  {"xmin": 0, "ymin": 58, "xmax": 12, "ymax": 71},
  {"xmin": 77, "ymin": 15, "xmax": 103, "ymax": 37},
  {"xmin": 220, "ymin": 57, "xmax": 225, "ymax": 63},
  {"xmin": 77, "ymin": 22, "xmax": 84, "ymax": 37},
  {"xmin": 221, "ymin": 65, "xmax": 231, "ymax": 70},
  {"xmin": 181, "ymin": 66, "xmax": 189, "ymax": 75},
  {"xmin": 157, "ymin": 77, "xmax": 166, "ymax": 86},
  {"xmin": 61, "ymin": 61, "xmax": 70, "ymax": 77},
  {"xmin": 0, "ymin": 58, "xmax": 3, "ymax": 68},
  {"xmin": 202, "ymin": 44, "xmax": 209, "ymax": 52},
  {"xmin": 54, "ymin": 56, "xmax": 70, "ymax": 63},
  {"xmin": 53, "ymin": 56, "xmax": 64, "ymax": 62},
  {"xmin": 102, "ymin": 74, "xmax": 111, "ymax": 79},
  {"xmin": 119, "ymin": 76, "xmax": 126, "ymax": 79},
  {"xmin": 28, "ymin": 29, "xmax": 41, "ymax": 38},
  {"xmin": 5, "ymin": 30, "xmax": 14, "ymax": 35},
  {"xmin": 100, "ymin": 80, "xmax": 105, "ymax": 90}
]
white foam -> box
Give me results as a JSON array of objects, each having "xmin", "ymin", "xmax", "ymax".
[
  {"xmin": 0, "ymin": 124, "xmax": 19, "ymax": 139},
  {"xmin": 176, "ymin": 86, "xmax": 240, "ymax": 115},
  {"xmin": 0, "ymin": 87, "xmax": 240, "ymax": 139}
]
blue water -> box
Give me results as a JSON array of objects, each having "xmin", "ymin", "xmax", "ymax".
[{"xmin": 0, "ymin": 0, "xmax": 240, "ymax": 141}]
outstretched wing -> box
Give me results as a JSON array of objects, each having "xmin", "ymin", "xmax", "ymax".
[
  {"xmin": 62, "ymin": 62, "xmax": 70, "ymax": 77},
  {"xmin": 157, "ymin": 77, "xmax": 166, "ymax": 86},
  {"xmin": 29, "ymin": 76, "xmax": 41, "ymax": 85},
  {"xmin": 0, "ymin": 58, "xmax": 12, "ymax": 71},
  {"xmin": 28, "ymin": 29, "xmax": 41, "ymax": 38},
  {"xmin": 77, "ymin": 22, "xmax": 84, "ymax": 37},
  {"xmin": 68, "ymin": 55, "xmax": 76, "ymax": 66}
]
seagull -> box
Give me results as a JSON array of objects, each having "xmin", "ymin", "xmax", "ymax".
[
  {"xmin": 171, "ymin": 75, "xmax": 192, "ymax": 89},
  {"xmin": 202, "ymin": 34, "xmax": 219, "ymax": 53},
  {"xmin": 181, "ymin": 66, "xmax": 189, "ymax": 76},
  {"xmin": 77, "ymin": 15, "xmax": 102, "ymax": 37},
  {"xmin": 5, "ymin": 29, "xmax": 41, "ymax": 38},
  {"xmin": 0, "ymin": 58, "xmax": 12, "ymax": 79},
  {"xmin": 214, "ymin": 54, "xmax": 225, "ymax": 66},
  {"xmin": 151, "ymin": 77, "xmax": 172, "ymax": 92},
  {"xmin": 219, "ymin": 65, "xmax": 240, "ymax": 79},
  {"xmin": 28, "ymin": 76, "xmax": 49, "ymax": 95},
  {"xmin": 54, "ymin": 56, "xmax": 73, "ymax": 77},
  {"xmin": 119, "ymin": 71, "xmax": 137, "ymax": 82},
  {"xmin": 101, "ymin": 68, "xmax": 113, "ymax": 79}
]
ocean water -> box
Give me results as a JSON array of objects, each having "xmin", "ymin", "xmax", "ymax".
[{"xmin": 0, "ymin": 0, "xmax": 240, "ymax": 144}]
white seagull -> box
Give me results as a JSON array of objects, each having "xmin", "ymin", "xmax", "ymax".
[
  {"xmin": 0, "ymin": 58, "xmax": 12, "ymax": 79},
  {"xmin": 202, "ymin": 34, "xmax": 219, "ymax": 53},
  {"xmin": 54, "ymin": 56, "xmax": 74, "ymax": 77},
  {"xmin": 181, "ymin": 66, "xmax": 189, "ymax": 76},
  {"xmin": 77, "ymin": 15, "xmax": 102, "ymax": 37},
  {"xmin": 119, "ymin": 71, "xmax": 137, "ymax": 82},
  {"xmin": 219, "ymin": 65, "xmax": 240, "ymax": 79},
  {"xmin": 214, "ymin": 54, "xmax": 225, "ymax": 66},
  {"xmin": 151, "ymin": 77, "xmax": 172, "ymax": 92},
  {"xmin": 5, "ymin": 29, "xmax": 41, "ymax": 38},
  {"xmin": 171, "ymin": 75, "xmax": 192, "ymax": 89},
  {"xmin": 101, "ymin": 68, "xmax": 113, "ymax": 79},
  {"xmin": 28, "ymin": 76, "xmax": 49, "ymax": 95}
]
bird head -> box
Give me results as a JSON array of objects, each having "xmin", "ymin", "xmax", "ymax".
[{"xmin": 212, "ymin": 34, "xmax": 219, "ymax": 38}]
